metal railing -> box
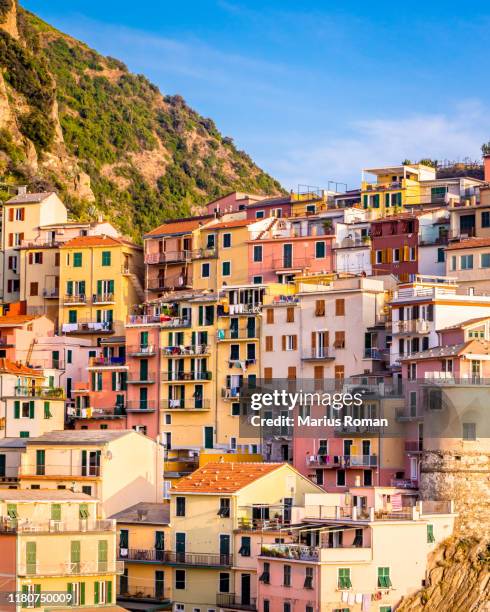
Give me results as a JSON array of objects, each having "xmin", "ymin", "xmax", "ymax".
[
  {"xmin": 164, "ymin": 551, "xmax": 232, "ymax": 567},
  {"xmin": 19, "ymin": 464, "xmax": 102, "ymax": 478},
  {"xmin": 62, "ymin": 321, "xmax": 114, "ymax": 334},
  {"xmin": 217, "ymin": 329, "xmax": 258, "ymax": 340},
  {"xmin": 118, "ymin": 547, "xmax": 166, "ymax": 562},
  {"xmin": 0, "ymin": 518, "xmax": 114, "ymax": 534},
  {"xmin": 93, "ymin": 293, "xmax": 115, "ymax": 304},
  {"xmin": 127, "ymin": 372, "xmax": 156, "ymax": 384},
  {"xmin": 161, "ymin": 399, "xmax": 210, "ymax": 410},
  {"xmin": 216, "ymin": 594, "xmax": 256, "ymax": 611},
  {"xmin": 162, "ymin": 345, "xmax": 209, "ymax": 356},
  {"xmin": 145, "ymin": 251, "xmax": 192, "ymax": 264},
  {"xmin": 43, "ymin": 288, "xmax": 59, "ymax": 298},
  {"xmin": 63, "ymin": 294, "xmax": 87, "ymax": 304},
  {"xmin": 160, "ymin": 317, "xmax": 192, "ymax": 328},
  {"xmin": 127, "ymin": 345, "xmax": 156, "ymax": 356},
  {"xmin": 118, "ymin": 583, "xmax": 171, "ymax": 602},
  {"xmin": 18, "ymin": 560, "xmax": 124, "ymax": 576},
  {"xmin": 125, "ymin": 401, "xmax": 157, "ymax": 412},
  {"xmin": 126, "ymin": 315, "xmax": 161, "ymax": 325},
  {"xmin": 15, "ymin": 386, "xmax": 65, "ymax": 399},
  {"xmin": 261, "ymin": 543, "xmax": 319, "ymax": 561},
  {"xmin": 89, "ymin": 356, "xmax": 126, "ymax": 367},
  {"xmin": 302, "ymin": 348, "xmax": 335, "ymax": 360},
  {"xmin": 161, "ymin": 371, "xmax": 212, "ymax": 382}
]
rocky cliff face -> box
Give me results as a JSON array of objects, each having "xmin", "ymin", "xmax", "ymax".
[
  {"xmin": 0, "ymin": 1, "xmax": 284, "ymax": 237},
  {"xmin": 397, "ymin": 538, "xmax": 490, "ymax": 612}
]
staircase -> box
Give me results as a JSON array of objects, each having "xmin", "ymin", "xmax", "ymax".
[
  {"xmin": 26, "ymin": 339, "xmax": 37, "ymax": 366},
  {"xmin": 128, "ymin": 274, "xmax": 145, "ymax": 302}
]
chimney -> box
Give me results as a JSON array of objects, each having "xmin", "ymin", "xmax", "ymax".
[{"xmin": 484, "ymin": 154, "xmax": 490, "ymax": 182}]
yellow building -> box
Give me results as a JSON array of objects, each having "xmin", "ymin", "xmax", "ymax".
[
  {"xmin": 169, "ymin": 461, "xmax": 323, "ymax": 611},
  {"xmin": 191, "ymin": 218, "xmax": 251, "ymax": 291},
  {"xmin": 0, "ymin": 489, "xmax": 122, "ymax": 612},
  {"xmin": 361, "ymin": 163, "xmax": 436, "ymax": 217},
  {"xmin": 18, "ymin": 430, "xmax": 163, "ymax": 517},
  {"xmin": 59, "ymin": 235, "xmax": 144, "ymax": 341},
  {"xmin": 110, "ymin": 502, "xmax": 172, "ymax": 610}
]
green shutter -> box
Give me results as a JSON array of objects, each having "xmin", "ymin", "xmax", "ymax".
[
  {"xmin": 7, "ymin": 503, "xmax": 17, "ymax": 519},
  {"xmin": 108, "ymin": 280, "xmax": 114, "ymax": 293},
  {"xmin": 198, "ymin": 305, "xmax": 203, "ymax": 326},
  {"xmin": 80, "ymin": 582, "xmax": 85, "ymax": 605},
  {"xmin": 44, "ymin": 402, "xmax": 52, "ymax": 419},
  {"xmin": 102, "ymin": 251, "xmax": 111, "ymax": 266},
  {"xmin": 112, "ymin": 372, "xmax": 117, "ymax": 391},
  {"xmin": 51, "ymin": 504, "xmax": 61, "ymax": 521},
  {"xmin": 26, "ymin": 542, "xmax": 36, "ymax": 574},
  {"xmin": 81, "ymin": 450, "xmax": 87, "ymax": 476},
  {"xmin": 29, "ymin": 401, "xmax": 35, "ymax": 419},
  {"xmin": 66, "ymin": 583, "xmax": 72, "ymax": 600},
  {"xmin": 97, "ymin": 280, "xmax": 102, "ymax": 295},
  {"xmin": 14, "ymin": 400, "xmax": 20, "ymax": 419},
  {"xmin": 74, "ymin": 252, "xmax": 82, "ymax": 267},
  {"xmin": 385, "ymin": 193, "xmax": 390, "ymax": 207},
  {"xmin": 66, "ymin": 281, "xmax": 73, "ymax": 295},
  {"xmin": 94, "ymin": 582, "xmax": 99, "ymax": 605},
  {"xmin": 98, "ymin": 540, "xmax": 108, "ymax": 571},
  {"xmin": 68, "ymin": 310, "xmax": 77, "ymax": 324},
  {"xmin": 79, "ymin": 504, "xmax": 89, "ymax": 519},
  {"xmin": 106, "ymin": 580, "xmax": 112, "ymax": 604},
  {"xmin": 79, "ymin": 281, "xmax": 85, "ymax": 295}
]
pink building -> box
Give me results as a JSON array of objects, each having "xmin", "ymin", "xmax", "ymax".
[
  {"xmin": 205, "ymin": 191, "xmax": 266, "ymax": 215},
  {"xmin": 248, "ymin": 218, "xmax": 334, "ymax": 284}
]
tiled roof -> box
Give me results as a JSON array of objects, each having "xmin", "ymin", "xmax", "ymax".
[
  {"xmin": 438, "ymin": 316, "xmax": 490, "ymax": 331},
  {"xmin": 446, "ymin": 238, "xmax": 490, "ymax": 250},
  {"xmin": 0, "ymin": 489, "xmax": 93, "ymax": 501},
  {"xmin": 0, "ymin": 358, "xmax": 44, "ymax": 377},
  {"xmin": 110, "ymin": 502, "xmax": 170, "ymax": 525},
  {"xmin": 25, "ymin": 430, "xmax": 134, "ymax": 445},
  {"xmin": 145, "ymin": 217, "xmax": 212, "ymax": 237},
  {"xmin": 0, "ymin": 314, "xmax": 40, "ymax": 326},
  {"xmin": 171, "ymin": 462, "xmax": 284, "ymax": 494},
  {"xmin": 205, "ymin": 219, "xmax": 250, "ymax": 230},
  {"xmin": 5, "ymin": 192, "xmax": 54, "ymax": 204},
  {"xmin": 61, "ymin": 235, "xmax": 138, "ymax": 249},
  {"xmin": 401, "ymin": 339, "xmax": 490, "ymax": 361}
]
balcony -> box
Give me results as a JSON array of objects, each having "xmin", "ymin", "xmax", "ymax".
[
  {"xmin": 162, "ymin": 345, "xmax": 210, "ymax": 357},
  {"xmin": 216, "ymin": 593, "xmax": 257, "ymax": 611},
  {"xmin": 363, "ymin": 348, "xmax": 385, "ymax": 360},
  {"xmin": 118, "ymin": 583, "xmax": 171, "ymax": 603},
  {"xmin": 301, "ymin": 348, "xmax": 335, "ymax": 361},
  {"xmin": 62, "ymin": 321, "xmax": 114, "ymax": 334},
  {"xmin": 127, "ymin": 345, "xmax": 156, "ymax": 357},
  {"xmin": 222, "ymin": 387, "xmax": 241, "ymax": 400},
  {"xmin": 164, "ymin": 551, "xmax": 232, "ymax": 567},
  {"xmin": 15, "ymin": 386, "xmax": 65, "ymax": 400},
  {"xmin": 125, "ymin": 400, "xmax": 157, "ymax": 412},
  {"xmin": 19, "ymin": 464, "xmax": 102, "ymax": 479},
  {"xmin": 147, "ymin": 278, "xmax": 190, "ymax": 292},
  {"xmin": 126, "ymin": 315, "xmax": 161, "ymax": 325},
  {"xmin": 161, "ymin": 398, "xmax": 210, "ymax": 410},
  {"xmin": 217, "ymin": 329, "xmax": 258, "ymax": 341},
  {"xmin": 118, "ymin": 547, "xmax": 166, "ymax": 562},
  {"xmin": 261, "ymin": 543, "xmax": 319, "ymax": 562},
  {"xmin": 43, "ymin": 288, "xmax": 59, "ymax": 299},
  {"xmin": 70, "ymin": 406, "xmax": 126, "ymax": 419},
  {"xmin": 237, "ymin": 516, "xmax": 290, "ymax": 532},
  {"xmin": 88, "ymin": 356, "xmax": 126, "ymax": 369},
  {"xmin": 192, "ymin": 247, "xmax": 218, "ymax": 259},
  {"xmin": 93, "ymin": 293, "xmax": 115, "ymax": 304},
  {"xmin": 18, "ymin": 560, "xmax": 124, "ymax": 577},
  {"xmin": 127, "ymin": 372, "xmax": 156, "ymax": 384},
  {"xmin": 63, "ymin": 294, "xmax": 87, "ymax": 305},
  {"xmin": 161, "ymin": 371, "xmax": 212, "ymax": 382},
  {"xmin": 405, "ymin": 440, "xmax": 423, "ymax": 453},
  {"xmin": 308, "ymin": 454, "xmax": 377, "ymax": 468},
  {"xmin": 219, "ymin": 303, "xmax": 262, "ymax": 316},
  {"xmin": 160, "ymin": 316, "xmax": 192, "ymax": 328},
  {"xmin": 392, "ymin": 319, "xmax": 430, "ymax": 335},
  {"xmin": 0, "ymin": 518, "xmax": 115, "ymax": 534},
  {"xmin": 145, "ymin": 251, "xmax": 192, "ymax": 264}
]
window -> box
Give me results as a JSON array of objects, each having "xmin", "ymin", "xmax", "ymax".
[
  {"xmin": 68, "ymin": 310, "xmax": 77, "ymax": 324},
  {"xmin": 482, "ymin": 211, "xmax": 490, "ymax": 228},
  {"xmin": 222, "ymin": 261, "xmax": 231, "ymax": 276},
  {"xmin": 283, "ymin": 604, "xmax": 291, "ymax": 612},
  {"xmin": 239, "ymin": 536, "xmax": 251, "ymax": 556},
  {"xmin": 409, "ymin": 247, "xmax": 416, "ymax": 261},
  {"xmin": 437, "ymin": 248, "xmax": 445, "ymax": 263},
  {"xmin": 223, "ymin": 233, "xmax": 231, "ymax": 248},
  {"xmin": 231, "ymin": 402, "xmax": 240, "ymax": 416},
  {"xmin": 175, "ymin": 569, "xmax": 186, "ymax": 590},
  {"xmin": 393, "ymin": 248, "xmax": 400, "ymax": 262},
  {"xmin": 408, "ymin": 363, "xmax": 417, "ymax": 381},
  {"xmin": 44, "ymin": 402, "xmax": 52, "ymax": 419},
  {"xmin": 378, "ymin": 566, "xmax": 392, "ymax": 588},
  {"xmin": 253, "ymin": 245, "xmax": 263, "ymax": 262},
  {"xmin": 266, "ymin": 308, "xmax": 274, "ymax": 324},
  {"xmin": 462, "ymin": 422, "xmax": 476, "ymax": 441},
  {"xmin": 67, "ymin": 582, "xmax": 85, "ymax": 606},
  {"xmin": 375, "ymin": 250, "xmax": 383, "ymax": 264},
  {"xmin": 286, "ymin": 307, "xmax": 295, "ymax": 323},
  {"xmin": 206, "ymin": 234, "xmax": 216, "ymax": 249},
  {"xmin": 218, "ymin": 498, "xmax": 230, "ymax": 518},
  {"xmin": 283, "ymin": 564, "xmax": 291, "ymax": 587},
  {"xmin": 427, "ymin": 524, "xmax": 435, "ymax": 543},
  {"xmin": 252, "ymin": 276, "xmax": 262, "ymax": 284},
  {"xmin": 263, "ymin": 601, "xmax": 270, "ymax": 612},
  {"xmin": 481, "ymin": 253, "xmax": 490, "ymax": 268},
  {"xmin": 255, "ymin": 210, "xmax": 265, "ymax": 219},
  {"xmin": 176, "ymin": 497, "xmax": 186, "ymax": 517},
  {"xmin": 201, "ymin": 263, "xmax": 210, "ymax": 278},
  {"xmin": 335, "ymin": 299, "xmax": 345, "ymax": 316},
  {"xmin": 259, "ymin": 562, "xmax": 270, "ymax": 584},
  {"xmin": 461, "ymin": 254, "xmax": 473, "ymax": 270},
  {"xmin": 304, "ymin": 566, "xmax": 313, "ymax": 589},
  {"xmin": 334, "ymin": 331, "xmax": 345, "ymax": 349},
  {"xmin": 282, "ymin": 335, "xmax": 297, "ymax": 351},
  {"xmin": 219, "ymin": 572, "xmax": 230, "ymax": 593},
  {"xmin": 336, "ymin": 469, "xmax": 346, "ymax": 487},
  {"xmin": 73, "ymin": 253, "xmax": 82, "ymax": 267},
  {"xmin": 315, "ymin": 241, "xmax": 326, "ymax": 258},
  {"xmin": 315, "ymin": 299, "xmax": 325, "ymax": 316},
  {"xmin": 30, "ymin": 282, "xmax": 38, "ymax": 297},
  {"xmin": 265, "ymin": 336, "xmax": 273, "ymax": 351},
  {"xmin": 338, "ymin": 567, "xmax": 351, "ymax": 589},
  {"xmin": 102, "ymin": 251, "xmax": 111, "ymax": 266}
]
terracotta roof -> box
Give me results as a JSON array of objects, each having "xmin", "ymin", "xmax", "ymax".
[
  {"xmin": 0, "ymin": 358, "xmax": 44, "ymax": 377},
  {"xmin": 171, "ymin": 462, "xmax": 284, "ymax": 494},
  {"xmin": 0, "ymin": 314, "xmax": 40, "ymax": 326},
  {"xmin": 446, "ymin": 238, "xmax": 490, "ymax": 250},
  {"xmin": 0, "ymin": 489, "xmax": 93, "ymax": 501},
  {"xmin": 5, "ymin": 192, "xmax": 55, "ymax": 205},
  {"xmin": 145, "ymin": 217, "xmax": 211, "ymax": 237},
  {"xmin": 205, "ymin": 219, "xmax": 250, "ymax": 230},
  {"xmin": 61, "ymin": 235, "xmax": 136, "ymax": 249}
]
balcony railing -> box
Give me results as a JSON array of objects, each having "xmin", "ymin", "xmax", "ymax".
[
  {"xmin": 237, "ymin": 517, "xmax": 290, "ymax": 531},
  {"xmin": 217, "ymin": 329, "xmax": 258, "ymax": 340},
  {"xmin": 93, "ymin": 293, "xmax": 115, "ymax": 304},
  {"xmin": 88, "ymin": 356, "xmax": 126, "ymax": 368},
  {"xmin": 219, "ymin": 303, "xmax": 262, "ymax": 316},
  {"xmin": 192, "ymin": 247, "xmax": 218, "ymax": 259},
  {"xmin": 147, "ymin": 278, "xmax": 190, "ymax": 291},
  {"xmin": 161, "ymin": 398, "xmax": 210, "ymax": 410},
  {"xmin": 15, "ymin": 386, "xmax": 65, "ymax": 399},
  {"xmin": 127, "ymin": 372, "xmax": 156, "ymax": 384},
  {"xmin": 127, "ymin": 345, "xmax": 156, "ymax": 357},
  {"xmin": 62, "ymin": 321, "xmax": 114, "ymax": 334},
  {"xmin": 161, "ymin": 371, "xmax": 212, "ymax": 382},
  {"xmin": 43, "ymin": 288, "xmax": 59, "ymax": 298},
  {"xmin": 301, "ymin": 348, "xmax": 335, "ymax": 360},
  {"xmin": 163, "ymin": 551, "xmax": 232, "ymax": 567},
  {"xmin": 0, "ymin": 518, "xmax": 115, "ymax": 534},
  {"xmin": 393, "ymin": 319, "xmax": 430, "ymax": 334},
  {"xmin": 63, "ymin": 294, "xmax": 87, "ymax": 304},
  {"xmin": 307, "ymin": 454, "xmax": 377, "ymax": 468},
  {"xmin": 126, "ymin": 315, "xmax": 161, "ymax": 325},
  {"xmin": 222, "ymin": 387, "xmax": 241, "ymax": 400},
  {"xmin": 19, "ymin": 464, "xmax": 102, "ymax": 478},
  {"xmin": 70, "ymin": 406, "xmax": 126, "ymax": 419},
  {"xmin": 145, "ymin": 251, "xmax": 192, "ymax": 264},
  {"xmin": 363, "ymin": 348, "xmax": 385, "ymax": 359},
  {"xmin": 162, "ymin": 345, "xmax": 209, "ymax": 356},
  {"xmin": 216, "ymin": 594, "xmax": 257, "ymax": 611},
  {"xmin": 405, "ymin": 440, "xmax": 423, "ymax": 453},
  {"xmin": 118, "ymin": 583, "xmax": 171, "ymax": 602},
  {"xmin": 18, "ymin": 560, "xmax": 124, "ymax": 577},
  {"xmin": 160, "ymin": 317, "xmax": 192, "ymax": 328},
  {"xmin": 261, "ymin": 543, "xmax": 319, "ymax": 561},
  {"xmin": 125, "ymin": 400, "xmax": 157, "ymax": 412},
  {"xmin": 118, "ymin": 547, "xmax": 166, "ymax": 562}
]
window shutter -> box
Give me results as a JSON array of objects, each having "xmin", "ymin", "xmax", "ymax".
[
  {"xmin": 8, "ymin": 208, "xmax": 13, "ymax": 221},
  {"xmin": 370, "ymin": 250, "xmax": 376, "ymax": 264},
  {"xmin": 29, "ymin": 401, "xmax": 35, "ymax": 419},
  {"xmin": 97, "ymin": 280, "xmax": 102, "ymax": 295},
  {"xmin": 198, "ymin": 306, "xmax": 203, "ymax": 326},
  {"xmin": 14, "ymin": 401, "xmax": 20, "ymax": 419},
  {"xmin": 80, "ymin": 583, "xmax": 85, "ymax": 605},
  {"xmin": 292, "ymin": 335, "xmax": 298, "ymax": 350},
  {"xmin": 281, "ymin": 335, "xmax": 286, "ymax": 351},
  {"xmin": 311, "ymin": 332, "xmax": 316, "ymax": 350},
  {"xmin": 112, "ymin": 372, "xmax": 117, "ymax": 391},
  {"xmin": 28, "ymin": 253, "xmax": 33, "ymax": 264},
  {"xmin": 94, "ymin": 582, "xmax": 99, "ymax": 605},
  {"xmin": 81, "ymin": 450, "xmax": 87, "ymax": 476},
  {"xmin": 106, "ymin": 580, "xmax": 112, "ymax": 604}
]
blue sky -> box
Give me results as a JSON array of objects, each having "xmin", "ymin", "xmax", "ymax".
[{"xmin": 23, "ymin": 0, "xmax": 490, "ymax": 190}]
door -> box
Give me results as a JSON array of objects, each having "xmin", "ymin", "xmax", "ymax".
[
  {"xmin": 155, "ymin": 531, "xmax": 165, "ymax": 561},
  {"xmin": 241, "ymin": 574, "xmax": 251, "ymax": 606},
  {"xmin": 219, "ymin": 534, "xmax": 230, "ymax": 565},
  {"xmin": 283, "ymin": 243, "xmax": 293, "ymax": 268},
  {"xmin": 283, "ymin": 497, "xmax": 293, "ymax": 522},
  {"xmin": 176, "ymin": 533, "xmax": 186, "ymax": 562},
  {"xmin": 139, "ymin": 387, "xmax": 148, "ymax": 410},
  {"xmin": 362, "ymin": 440, "xmax": 371, "ymax": 463},
  {"xmin": 460, "ymin": 214, "xmax": 475, "ymax": 236},
  {"xmin": 140, "ymin": 359, "xmax": 149, "ymax": 381},
  {"xmin": 70, "ymin": 540, "xmax": 80, "ymax": 572},
  {"xmin": 155, "ymin": 570, "xmax": 164, "ymax": 599},
  {"xmin": 204, "ymin": 426, "xmax": 213, "ymax": 449},
  {"xmin": 194, "ymin": 384, "xmax": 203, "ymax": 409},
  {"xmin": 230, "ymin": 318, "xmax": 239, "ymax": 339},
  {"xmin": 343, "ymin": 440, "xmax": 353, "ymax": 457},
  {"xmin": 247, "ymin": 317, "xmax": 256, "ymax": 338}
]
